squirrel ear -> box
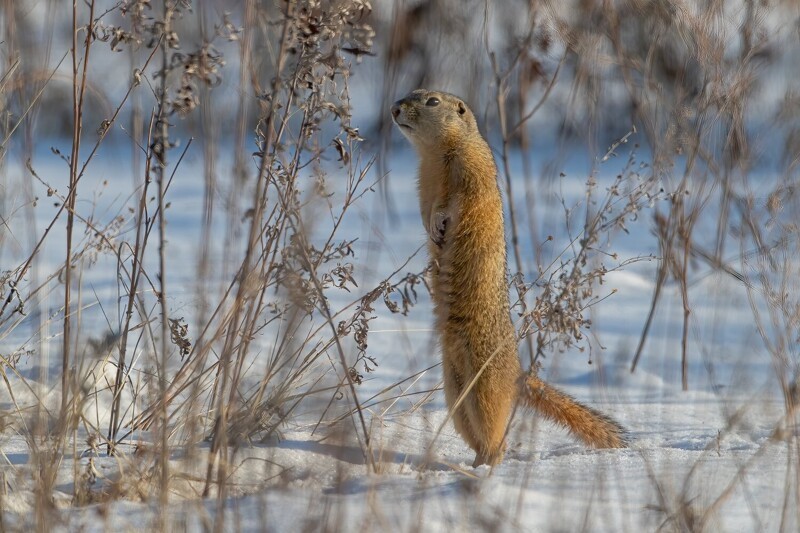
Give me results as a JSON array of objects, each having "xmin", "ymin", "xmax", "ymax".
[{"xmin": 457, "ymin": 101, "xmax": 466, "ymax": 115}]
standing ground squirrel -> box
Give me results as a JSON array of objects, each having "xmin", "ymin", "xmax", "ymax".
[{"xmin": 391, "ymin": 89, "xmax": 627, "ymax": 467}]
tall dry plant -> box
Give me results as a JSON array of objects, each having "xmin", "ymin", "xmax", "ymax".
[{"xmin": 1, "ymin": 0, "xmax": 401, "ymax": 527}]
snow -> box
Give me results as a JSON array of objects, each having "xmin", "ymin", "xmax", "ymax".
[
  {"xmin": 1, "ymin": 142, "xmax": 797, "ymax": 531},
  {"xmin": 1, "ymin": 383, "xmax": 791, "ymax": 530}
]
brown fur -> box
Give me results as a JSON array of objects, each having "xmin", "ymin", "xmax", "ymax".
[{"xmin": 391, "ymin": 89, "xmax": 627, "ymax": 466}]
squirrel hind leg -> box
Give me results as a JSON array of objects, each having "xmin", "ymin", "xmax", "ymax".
[
  {"xmin": 443, "ymin": 361, "xmax": 487, "ymax": 457},
  {"xmin": 445, "ymin": 376, "xmax": 508, "ymax": 466},
  {"xmin": 472, "ymin": 450, "xmax": 503, "ymax": 468},
  {"xmin": 451, "ymin": 402, "xmax": 504, "ymax": 467},
  {"xmin": 520, "ymin": 373, "xmax": 628, "ymax": 449},
  {"xmin": 468, "ymin": 436, "xmax": 505, "ymax": 468},
  {"xmin": 465, "ymin": 385, "xmax": 515, "ymax": 467}
]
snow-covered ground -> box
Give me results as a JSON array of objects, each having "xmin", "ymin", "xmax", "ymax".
[{"xmin": 1, "ymin": 141, "xmax": 796, "ymax": 531}]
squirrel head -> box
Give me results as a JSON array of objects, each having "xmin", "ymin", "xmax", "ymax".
[{"xmin": 391, "ymin": 89, "xmax": 479, "ymax": 154}]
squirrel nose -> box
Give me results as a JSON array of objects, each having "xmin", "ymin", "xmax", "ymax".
[{"xmin": 391, "ymin": 104, "xmax": 400, "ymax": 119}]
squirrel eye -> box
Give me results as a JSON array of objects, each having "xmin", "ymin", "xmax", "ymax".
[{"xmin": 425, "ymin": 97, "xmax": 440, "ymax": 107}]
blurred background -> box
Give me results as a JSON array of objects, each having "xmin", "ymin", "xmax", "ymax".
[{"xmin": 6, "ymin": 1, "xmax": 800, "ymax": 159}]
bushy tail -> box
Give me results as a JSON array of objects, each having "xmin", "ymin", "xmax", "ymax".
[{"xmin": 520, "ymin": 374, "xmax": 627, "ymax": 448}]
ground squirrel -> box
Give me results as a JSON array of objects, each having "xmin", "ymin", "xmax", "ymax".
[{"xmin": 391, "ymin": 89, "xmax": 627, "ymax": 466}]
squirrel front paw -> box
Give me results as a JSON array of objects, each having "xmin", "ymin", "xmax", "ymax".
[{"xmin": 430, "ymin": 210, "xmax": 449, "ymax": 248}]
